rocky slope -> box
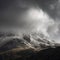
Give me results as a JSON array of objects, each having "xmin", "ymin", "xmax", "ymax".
[{"xmin": 0, "ymin": 32, "xmax": 60, "ymax": 60}]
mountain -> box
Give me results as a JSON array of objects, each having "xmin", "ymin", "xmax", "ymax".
[{"xmin": 0, "ymin": 32, "xmax": 60, "ymax": 60}]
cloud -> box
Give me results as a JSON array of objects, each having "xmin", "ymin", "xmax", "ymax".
[
  {"xmin": 0, "ymin": 0, "xmax": 60, "ymax": 51},
  {"xmin": 20, "ymin": 7, "xmax": 53, "ymax": 36}
]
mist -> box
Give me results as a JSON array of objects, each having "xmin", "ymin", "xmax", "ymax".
[{"xmin": 0, "ymin": 0, "xmax": 60, "ymax": 51}]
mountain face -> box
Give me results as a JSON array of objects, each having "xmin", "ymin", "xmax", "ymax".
[
  {"xmin": 0, "ymin": 32, "xmax": 60, "ymax": 60},
  {"xmin": 0, "ymin": 32, "xmax": 56, "ymax": 52}
]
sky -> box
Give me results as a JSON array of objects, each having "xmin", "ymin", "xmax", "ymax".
[{"xmin": 0, "ymin": 0, "xmax": 60, "ymax": 43}]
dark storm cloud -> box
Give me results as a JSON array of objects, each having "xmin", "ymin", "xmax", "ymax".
[
  {"xmin": 0, "ymin": 0, "xmax": 58, "ymax": 27},
  {"xmin": 0, "ymin": 0, "xmax": 60, "ymax": 43},
  {"xmin": 0, "ymin": 0, "xmax": 57, "ymax": 27},
  {"xmin": 0, "ymin": 0, "xmax": 58, "ymax": 20}
]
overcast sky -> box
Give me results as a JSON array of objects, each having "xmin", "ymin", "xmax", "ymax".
[{"xmin": 0, "ymin": 0, "xmax": 60, "ymax": 43}]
